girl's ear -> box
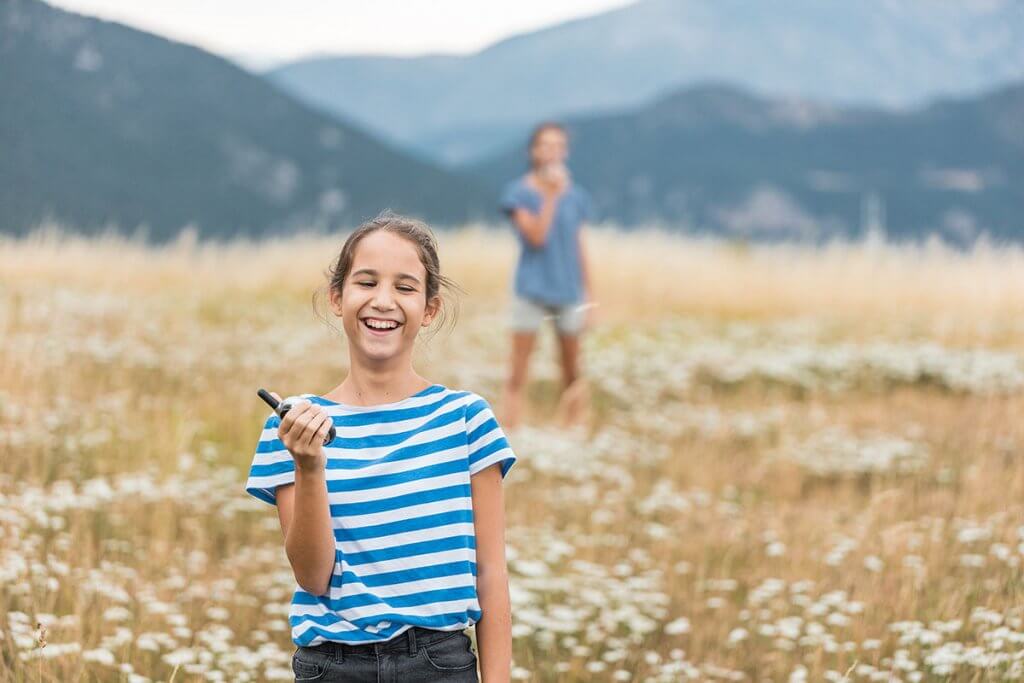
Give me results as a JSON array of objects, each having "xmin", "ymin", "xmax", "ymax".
[
  {"xmin": 421, "ymin": 295, "xmax": 442, "ymax": 327},
  {"xmin": 329, "ymin": 287, "xmax": 343, "ymax": 317}
]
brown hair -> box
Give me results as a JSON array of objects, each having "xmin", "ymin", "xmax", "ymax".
[
  {"xmin": 528, "ymin": 121, "xmax": 567, "ymax": 149},
  {"xmin": 312, "ymin": 210, "xmax": 462, "ymax": 339}
]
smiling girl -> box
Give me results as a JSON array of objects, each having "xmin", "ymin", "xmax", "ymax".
[{"xmin": 245, "ymin": 211, "xmax": 515, "ymax": 682}]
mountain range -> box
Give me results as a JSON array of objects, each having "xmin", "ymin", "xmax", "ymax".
[
  {"xmin": 467, "ymin": 82, "xmax": 1024, "ymax": 243},
  {"xmin": 268, "ymin": 0, "xmax": 1024, "ymax": 165},
  {"xmin": 2, "ymin": 0, "xmax": 1021, "ymax": 243},
  {"xmin": 1, "ymin": 0, "xmax": 490, "ymax": 242}
]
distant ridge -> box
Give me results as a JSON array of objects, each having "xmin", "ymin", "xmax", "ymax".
[
  {"xmin": 0, "ymin": 0, "xmax": 491, "ymax": 241},
  {"xmin": 268, "ymin": 0, "xmax": 1024, "ymax": 165},
  {"xmin": 468, "ymin": 82, "xmax": 1024, "ymax": 243}
]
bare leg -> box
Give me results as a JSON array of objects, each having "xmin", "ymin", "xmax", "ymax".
[
  {"xmin": 501, "ymin": 331, "xmax": 537, "ymax": 430},
  {"xmin": 555, "ymin": 333, "xmax": 589, "ymax": 427},
  {"xmin": 556, "ymin": 333, "xmax": 580, "ymax": 389}
]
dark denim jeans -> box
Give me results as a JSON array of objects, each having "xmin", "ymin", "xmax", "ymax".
[{"xmin": 291, "ymin": 626, "xmax": 479, "ymax": 682}]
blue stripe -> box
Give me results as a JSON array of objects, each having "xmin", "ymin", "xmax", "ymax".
[
  {"xmin": 316, "ymin": 391, "xmax": 461, "ymax": 426},
  {"xmin": 342, "ymin": 535, "xmax": 475, "ymax": 566},
  {"xmin": 468, "ymin": 437, "xmax": 509, "ymax": 466},
  {"xmin": 255, "ymin": 439, "xmax": 287, "ymax": 454},
  {"xmin": 291, "ymin": 585, "xmax": 478, "ymax": 613},
  {"xmin": 467, "ymin": 417, "xmax": 499, "ymax": 447},
  {"xmin": 294, "ymin": 624, "xmax": 396, "ymax": 646},
  {"xmin": 326, "ymin": 459, "xmax": 467, "ymax": 493},
  {"xmin": 248, "ymin": 458, "xmax": 295, "ymax": 478},
  {"xmin": 293, "ymin": 609, "xmax": 481, "ymax": 646},
  {"xmin": 329, "ymin": 484, "xmax": 471, "ymax": 517},
  {"xmin": 334, "ymin": 509, "xmax": 474, "ymax": 542},
  {"xmin": 324, "ymin": 433, "xmax": 466, "ymax": 470},
  {"xmin": 350, "ymin": 608, "xmax": 482, "ymax": 630},
  {"xmin": 250, "ymin": 431, "xmax": 468, "ymax": 478},
  {"xmin": 464, "ymin": 398, "xmax": 488, "ymax": 421},
  {"xmin": 289, "ymin": 562, "xmax": 476, "ymax": 597},
  {"xmin": 472, "ymin": 454, "xmax": 515, "ymax": 478},
  {"xmin": 245, "ymin": 486, "xmax": 276, "ymax": 505},
  {"xmin": 322, "ymin": 561, "xmax": 477, "ymax": 590},
  {"xmin": 292, "ymin": 609, "xmax": 481, "ymax": 634},
  {"xmin": 255, "ymin": 402, "xmax": 465, "ymax": 453},
  {"xmin": 306, "ymin": 385, "xmax": 448, "ymax": 409}
]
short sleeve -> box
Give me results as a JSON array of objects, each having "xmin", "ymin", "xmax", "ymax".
[
  {"xmin": 244, "ymin": 412, "xmax": 295, "ymax": 506},
  {"xmin": 465, "ymin": 395, "xmax": 517, "ymax": 479},
  {"xmin": 499, "ymin": 179, "xmax": 541, "ymax": 217}
]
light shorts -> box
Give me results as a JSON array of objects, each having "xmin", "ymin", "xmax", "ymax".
[{"xmin": 509, "ymin": 295, "xmax": 586, "ymax": 336}]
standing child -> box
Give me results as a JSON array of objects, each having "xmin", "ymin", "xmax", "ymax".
[
  {"xmin": 499, "ymin": 121, "xmax": 596, "ymax": 431},
  {"xmin": 245, "ymin": 211, "xmax": 515, "ymax": 682}
]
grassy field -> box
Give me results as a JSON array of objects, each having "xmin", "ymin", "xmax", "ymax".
[{"xmin": 2, "ymin": 225, "xmax": 1024, "ymax": 681}]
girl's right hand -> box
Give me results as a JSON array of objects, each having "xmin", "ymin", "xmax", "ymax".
[
  {"xmin": 270, "ymin": 392, "xmax": 332, "ymax": 471},
  {"xmin": 532, "ymin": 163, "xmax": 569, "ymax": 196}
]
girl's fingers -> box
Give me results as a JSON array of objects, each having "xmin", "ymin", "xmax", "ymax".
[
  {"xmin": 302, "ymin": 412, "xmax": 330, "ymax": 447},
  {"xmin": 317, "ymin": 418, "xmax": 333, "ymax": 444},
  {"xmin": 275, "ymin": 399, "xmax": 329, "ymax": 453},
  {"xmin": 296, "ymin": 408, "xmax": 325, "ymax": 446},
  {"xmin": 279, "ymin": 399, "xmax": 312, "ymax": 437},
  {"xmin": 292, "ymin": 408, "xmax": 318, "ymax": 444}
]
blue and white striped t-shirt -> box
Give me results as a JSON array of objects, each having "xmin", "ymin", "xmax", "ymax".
[{"xmin": 244, "ymin": 384, "xmax": 516, "ymax": 647}]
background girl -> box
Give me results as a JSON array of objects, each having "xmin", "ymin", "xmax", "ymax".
[
  {"xmin": 498, "ymin": 122, "xmax": 596, "ymax": 431},
  {"xmin": 245, "ymin": 211, "xmax": 516, "ymax": 682}
]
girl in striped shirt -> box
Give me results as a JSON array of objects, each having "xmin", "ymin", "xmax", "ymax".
[{"xmin": 246, "ymin": 211, "xmax": 516, "ymax": 682}]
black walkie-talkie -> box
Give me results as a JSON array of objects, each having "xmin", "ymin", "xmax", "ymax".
[{"xmin": 257, "ymin": 388, "xmax": 336, "ymax": 445}]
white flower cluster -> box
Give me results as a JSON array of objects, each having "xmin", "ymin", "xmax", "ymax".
[
  {"xmin": 588, "ymin": 320, "xmax": 1024, "ymax": 400},
  {"xmin": 775, "ymin": 428, "xmax": 930, "ymax": 476}
]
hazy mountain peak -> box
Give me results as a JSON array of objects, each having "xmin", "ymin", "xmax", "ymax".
[
  {"xmin": 469, "ymin": 78, "xmax": 1024, "ymax": 243},
  {"xmin": 268, "ymin": 0, "xmax": 1024, "ymax": 165},
  {"xmin": 1, "ymin": 0, "xmax": 490, "ymax": 240}
]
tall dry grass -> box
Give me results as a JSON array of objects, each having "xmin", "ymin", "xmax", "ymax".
[
  {"xmin": 1, "ymin": 224, "xmax": 1023, "ymax": 681},
  {"xmin": 7, "ymin": 223, "xmax": 1024, "ymax": 330}
]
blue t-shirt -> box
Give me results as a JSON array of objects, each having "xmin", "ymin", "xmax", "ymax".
[
  {"xmin": 500, "ymin": 175, "xmax": 594, "ymax": 306},
  {"xmin": 244, "ymin": 384, "xmax": 516, "ymax": 647}
]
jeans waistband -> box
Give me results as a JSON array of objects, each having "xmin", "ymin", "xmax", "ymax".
[{"xmin": 302, "ymin": 626, "xmax": 462, "ymax": 657}]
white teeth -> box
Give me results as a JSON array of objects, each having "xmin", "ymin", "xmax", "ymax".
[{"xmin": 365, "ymin": 319, "xmax": 398, "ymax": 330}]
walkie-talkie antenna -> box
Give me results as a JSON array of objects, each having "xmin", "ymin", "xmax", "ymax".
[{"xmin": 257, "ymin": 388, "xmax": 279, "ymax": 411}]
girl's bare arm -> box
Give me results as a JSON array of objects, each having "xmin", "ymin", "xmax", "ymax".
[
  {"xmin": 578, "ymin": 224, "xmax": 592, "ymax": 301},
  {"xmin": 509, "ymin": 194, "xmax": 559, "ymax": 248},
  {"xmin": 471, "ymin": 463, "xmax": 513, "ymax": 682},
  {"xmin": 276, "ymin": 475, "xmax": 335, "ymax": 596},
  {"xmin": 272, "ymin": 396, "xmax": 337, "ymax": 596}
]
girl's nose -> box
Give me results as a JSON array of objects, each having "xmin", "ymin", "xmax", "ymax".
[{"xmin": 372, "ymin": 289, "xmax": 396, "ymax": 310}]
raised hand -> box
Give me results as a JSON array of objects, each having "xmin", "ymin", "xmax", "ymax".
[
  {"xmin": 271, "ymin": 392, "xmax": 332, "ymax": 472},
  {"xmin": 532, "ymin": 162, "xmax": 570, "ymax": 197}
]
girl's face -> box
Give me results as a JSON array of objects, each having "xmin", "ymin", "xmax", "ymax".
[
  {"xmin": 329, "ymin": 230, "xmax": 440, "ymax": 364},
  {"xmin": 530, "ymin": 127, "xmax": 568, "ymax": 168}
]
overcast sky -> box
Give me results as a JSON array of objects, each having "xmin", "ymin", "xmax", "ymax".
[{"xmin": 48, "ymin": 0, "xmax": 634, "ymax": 68}]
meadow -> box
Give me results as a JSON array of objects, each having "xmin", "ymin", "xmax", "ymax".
[{"xmin": 2, "ymin": 224, "xmax": 1024, "ymax": 681}]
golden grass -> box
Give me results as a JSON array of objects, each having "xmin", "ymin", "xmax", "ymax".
[
  {"xmin": 1, "ymin": 224, "xmax": 1023, "ymax": 681},
  {"xmin": 7, "ymin": 223, "xmax": 1024, "ymax": 333}
]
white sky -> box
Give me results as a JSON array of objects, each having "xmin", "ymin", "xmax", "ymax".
[{"xmin": 48, "ymin": 0, "xmax": 635, "ymax": 68}]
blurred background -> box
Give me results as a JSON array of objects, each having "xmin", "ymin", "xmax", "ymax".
[
  {"xmin": 3, "ymin": 0, "xmax": 1023, "ymax": 244},
  {"xmin": 3, "ymin": 2, "xmax": 1024, "ymax": 682}
]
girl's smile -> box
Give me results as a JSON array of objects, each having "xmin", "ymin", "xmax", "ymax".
[{"xmin": 361, "ymin": 316, "xmax": 403, "ymax": 335}]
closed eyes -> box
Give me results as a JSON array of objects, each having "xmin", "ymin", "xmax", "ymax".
[{"xmin": 357, "ymin": 281, "xmax": 416, "ymax": 292}]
